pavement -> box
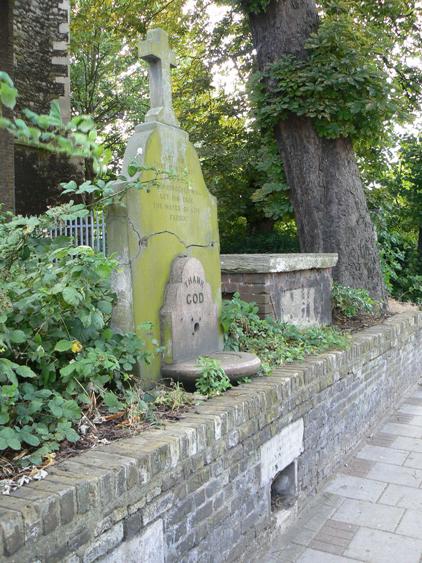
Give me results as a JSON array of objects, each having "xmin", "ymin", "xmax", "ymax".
[{"xmin": 255, "ymin": 383, "xmax": 422, "ymax": 563}]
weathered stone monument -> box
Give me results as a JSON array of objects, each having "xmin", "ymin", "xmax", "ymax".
[{"xmin": 108, "ymin": 29, "xmax": 259, "ymax": 384}]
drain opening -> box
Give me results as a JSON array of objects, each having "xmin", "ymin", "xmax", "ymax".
[{"xmin": 271, "ymin": 461, "xmax": 297, "ymax": 512}]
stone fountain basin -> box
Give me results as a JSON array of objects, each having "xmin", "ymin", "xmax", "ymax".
[{"xmin": 161, "ymin": 351, "xmax": 261, "ymax": 386}]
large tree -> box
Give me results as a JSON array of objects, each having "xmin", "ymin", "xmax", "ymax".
[
  {"xmin": 70, "ymin": 0, "xmax": 295, "ymax": 249},
  {"xmin": 240, "ymin": 0, "xmax": 421, "ymax": 302}
]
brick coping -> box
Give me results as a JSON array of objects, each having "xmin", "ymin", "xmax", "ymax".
[{"xmin": 1, "ymin": 310, "xmax": 421, "ymax": 560}]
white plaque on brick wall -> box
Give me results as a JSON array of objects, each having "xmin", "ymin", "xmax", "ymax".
[
  {"xmin": 260, "ymin": 419, "xmax": 304, "ymax": 486},
  {"xmin": 101, "ymin": 519, "xmax": 164, "ymax": 563}
]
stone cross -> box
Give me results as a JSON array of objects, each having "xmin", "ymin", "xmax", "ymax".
[{"xmin": 139, "ymin": 28, "xmax": 179, "ymax": 127}]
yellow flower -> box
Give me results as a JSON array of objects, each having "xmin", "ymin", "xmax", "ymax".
[{"xmin": 71, "ymin": 340, "xmax": 83, "ymax": 353}]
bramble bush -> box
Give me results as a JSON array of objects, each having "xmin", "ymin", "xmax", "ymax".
[{"xmin": 0, "ymin": 73, "xmax": 160, "ymax": 467}]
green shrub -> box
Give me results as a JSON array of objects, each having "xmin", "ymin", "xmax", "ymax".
[
  {"xmin": 195, "ymin": 356, "xmax": 232, "ymax": 397},
  {"xmin": 0, "ymin": 74, "xmax": 158, "ymax": 468},
  {"xmin": 332, "ymin": 283, "xmax": 379, "ymax": 319},
  {"xmin": 0, "ymin": 208, "xmax": 152, "ymax": 464},
  {"xmin": 221, "ymin": 293, "xmax": 348, "ymax": 372}
]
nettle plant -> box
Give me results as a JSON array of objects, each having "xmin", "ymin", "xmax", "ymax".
[
  {"xmin": 195, "ymin": 356, "xmax": 232, "ymax": 397},
  {"xmin": 221, "ymin": 293, "xmax": 349, "ymax": 372},
  {"xmin": 0, "ymin": 73, "xmax": 163, "ymax": 465}
]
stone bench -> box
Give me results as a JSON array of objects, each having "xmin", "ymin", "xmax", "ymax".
[{"xmin": 221, "ymin": 253, "xmax": 338, "ymax": 326}]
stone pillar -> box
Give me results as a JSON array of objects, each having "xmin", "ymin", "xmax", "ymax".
[{"xmin": 0, "ymin": 0, "xmax": 15, "ymax": 213}]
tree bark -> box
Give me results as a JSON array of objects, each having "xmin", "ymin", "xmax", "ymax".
[{"xmin": 245, "ymin": 0, "xmax": 387, "ymax": 303}]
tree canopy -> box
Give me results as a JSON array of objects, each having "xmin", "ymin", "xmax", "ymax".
[{"xmin": 69, "ymin": 0, "xmax": 422, "ymax": 302}]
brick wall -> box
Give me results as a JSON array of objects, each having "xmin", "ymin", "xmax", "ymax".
[
  {"xmin": 222, "ymin": 269, "xmax": 333, "ymax": 326},
  {"xmin": 1, "ymin": 312, "xmax": 421, "ymax": 562},
  {"xmin": 13, "ymin": 0, "xmax": 70, "ymax": 118}
]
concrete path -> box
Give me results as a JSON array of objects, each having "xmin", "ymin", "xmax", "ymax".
[{"xmin": 256, "ymin": 383, "xmax": 422, "ymax": 563}]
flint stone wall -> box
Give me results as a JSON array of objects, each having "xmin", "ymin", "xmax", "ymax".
[
  {"xmin": 1, "ymin": 311, "xmax": 421, "ymax": 563},
  {"xmin": 0, "ymin": 0, "xmax": 76, "ymax": 215}
]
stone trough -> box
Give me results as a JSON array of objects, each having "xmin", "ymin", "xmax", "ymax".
[{"xmin": 221, "ymin": 253, "xmax": 338, "ymax": 327}]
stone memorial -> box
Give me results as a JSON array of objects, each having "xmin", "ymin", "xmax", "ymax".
[{"xmin": 108, "ymin": 28, "xmax": 260, "ymax": 384}]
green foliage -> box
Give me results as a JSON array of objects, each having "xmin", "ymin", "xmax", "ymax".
[
  {"xmin": 253, "ymin": 4, "xmax": 420, "ymax": 147},
  {"xmin": 222, "ymin": 293, "xmax": 349, "ymax": 371},
  {"xmin": 0, "ymin": 72, "xmax": 18, "ymax": 110},
  {"xmin": 0, "ymin": 96, "xmax": 109, "ymax": 175},
  {"xmin": 332, "ymin": 284, "xmax": 379, "ymax": 318},
  {"xmin": 221, "ymin": 220, "xmax": 299, "ymax": 254},
  {"xmin": 195, "ymin": 357, "xmax": 232, "ymax": 397},
  {"xmin": 70, "ymin": 1, "xmax": 292, "ymax": 250},
  {"xmin": 0, "ymin": 76, "xmax": 158, "ymax": 467},
  {"xmin": 0, "ymin": 208, "xmax": 152, "ymax": 464},
  {"xmin": 367, "ymin": 134, "xmax": 422, "ymax": 305}
]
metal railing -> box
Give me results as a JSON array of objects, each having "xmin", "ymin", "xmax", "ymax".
[{"xmin": 49, "ymin": 210, "xmax": 107, "ymax": 255}]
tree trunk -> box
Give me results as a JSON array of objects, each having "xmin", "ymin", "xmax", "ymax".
[{"xmin": 244, "ymin": 0, "xmax": 387, "ymax": 303}]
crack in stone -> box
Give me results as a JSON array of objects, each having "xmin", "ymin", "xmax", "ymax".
[
  {"xmin": 140, "ymin": 230, "xmax": 216, "ymax": 250},
  {"xmin": 117, "ymin": 224, "xmax": 215, "ymax": 267}
]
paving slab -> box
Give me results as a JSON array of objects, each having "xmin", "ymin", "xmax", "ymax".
[
  {"xmin": 297, "ymin": 549, "xmax": 362, "ymax": 563},
  {"xmin": 399, "ymin": 404, "xmax": 422, "ymax": 416},
  {"xmin": 379, "ymin": 484, "xmax": 422, "ymax": 510},
  {"xmin": 404, "ymin": 451, "xmax": 422, "ymax": 470},
  {"xmin": 366, "ymin": 461, "xmax": 422, "ymax": 487},
  {"xmin": 391, "ymin": 436, "xmax": 422, "ymax": 453},
  {"xmin": 324, "ymin": 475, "xmax": 386, "ymax": 502},
  {"xmin": 344, "ymin": 527, "xmax": 422, "ymax": 563},
  {"xmin": 332, "ymin": 499, "xmax": 404, "ymax": 532},
  {"xmin": 382, "ymin": 422, "xmax": 422, "ymax": 439},
  {"xmin": 356, "ymin": 444, "xmax": 408, "ymax": 465},
  {"xmin": 396, "ymin": 509, "xmax": 422, "ymax": 538},
  {"xmin": 404, "ymin": 415, "xmax": 422, "ymax": 428}
]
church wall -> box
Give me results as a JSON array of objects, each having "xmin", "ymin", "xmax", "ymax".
[{"xmin": 0, "ymin": 0, "xmax": 77, "ymax": 215}]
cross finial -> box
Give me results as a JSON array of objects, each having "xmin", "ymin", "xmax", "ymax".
[{"xmin": 139, "ymin": 28, "xmax": 179, "ymax": 127}]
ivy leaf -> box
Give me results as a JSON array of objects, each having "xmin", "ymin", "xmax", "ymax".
[
  {"xmin": 127, "ymin": 164, "xmax": 138, "ymax": 177},
  {"xmin": 103, "ymin": 391, "xmax": 124, "ymax": 413},
  {"xmin": 60, "ymin": 363, "xmax": 76, "ymax": 378},
  {"xmin": 0, "ymin": 427, "xmax": 21, "ymax": 450},
  {"xmin": 97, "ymin": 300, "xmax": 112, "ymax": 315},
  {"xmin": 0, "ymin": 82, "xmax": 18, "ymax": 109},
  {"xmin": 48, "ymin": 398, "xmax": 63, "ymax": 418}
]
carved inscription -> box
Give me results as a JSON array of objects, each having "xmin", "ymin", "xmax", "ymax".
[
  {"xmin": 160, "ymin": 256, "xmax": 220, "ymax": 363},
  {"xmin": 153, "ymin": 182, "xmax": 201, "ymax": 224},
  {"xmin": 184, "ymin": 274, "xmax": 205, "ymax": 305}
]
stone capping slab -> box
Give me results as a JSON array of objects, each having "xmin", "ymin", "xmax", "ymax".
[
  {"xmin": 220, "ymin": 253, "xmax": 339, "ymax": 273},
  {"xmin": 1, "ymin": 311, "xmax": 421, "ymax": 561}
]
